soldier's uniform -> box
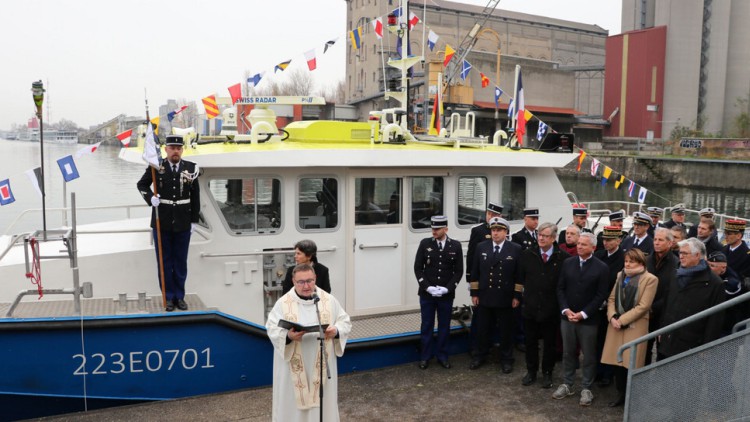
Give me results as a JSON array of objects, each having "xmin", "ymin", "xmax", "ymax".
[
  {"xmin": 512, "ymin": 207, "xmax": 539, "ymax": 251},
  {"xmin": 595, "ymin": 210, "xmax": 627, "ymax": 251},
  {"xmin": 646, "ymin": 206, "xmax": 664, "ymax": 238},
  {"xmin": 662, "ymin": 204, "xmax": 686, "ymax": 229},
  {"xmin": 558, "ymin": 206, "xmax": 592, "ymax": 245},
  {"xmin": 414, "ymin": 216, "xmax": 463, "ymax": 367},
  {"xmin": 724, "ymin": 219, "xmax": 750, "ymax": 279},
  {"xmin": 137, "ymin": 135, "xmax": 200, "ymax": 310},
  {"xmin": 621, "ymin": 212, "xmax": 654, "ymax": 255}
]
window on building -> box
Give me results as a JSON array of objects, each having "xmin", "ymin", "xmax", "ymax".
[
  {"xmin": 298, "ymin": 177, "xmax": 338, "ymax": 230},
  {"xmin": 209, "ymin": 177, "xmax": 281, "ymax": 234},
  {"xmin": 355, "ymin": 177, "xmax": 401, "ymax": 225},
  {"xmin": 457, "ymin": 176, "xmax": 487, "ymax": 226},
  {"xmin": 411, "ymin": 177, "xmax": 444, "ymax": 229},
  {"xmin": 501, "ymin": 176, "xmax": 527, "ymax": 221}
]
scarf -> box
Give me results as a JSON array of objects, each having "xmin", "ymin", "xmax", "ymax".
[
  {"xmin": 676, "ymin": 260, "xmax": 708, "ymax": 289},
  {"xmin": 615, "ymin": 265, "xmax": 645, "ymax": 315}
]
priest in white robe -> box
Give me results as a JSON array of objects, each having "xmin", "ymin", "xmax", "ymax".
[{"xmin": 266, "ymin": 262, "xmax": 352, "ymax": 422}]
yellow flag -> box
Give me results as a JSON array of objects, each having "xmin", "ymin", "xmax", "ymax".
[
  {"xmin": 524, "ymin": 110, "xmax": 533, "ymax": 121},
  {"xmin": 150, "ymin": 116, "xmax": 160, "ymax": 135},
  {"xmin": 443, "ymin": 45, "xmax": 455, "ymax": 67}
]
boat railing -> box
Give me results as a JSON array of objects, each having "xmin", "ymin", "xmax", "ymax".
[
  {"xmin": 200, "ymin": 246, "xmax": 337, "ymax": 259},
  {"xmin": 2, "ymin": 203, "xmax": 150, "ymax": 236}
]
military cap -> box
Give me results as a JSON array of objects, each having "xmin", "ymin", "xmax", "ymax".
[
  {"xmin": 165, "ymin": 135, "xmax": 184, "ymax": 146},
  {"xmin": 632, "ymin": 211, "xmax": 652, "ymax": 226},
  {"xmin": 724, "ymin": 219, "xmax": 746, "ymax": 233},
  {"xmin": 602, "ymin": 225, "xmax": 623, "ymax": 239},
  {"xmin": 647, "ymin": 207, "xmax": 663, "ymax": 217},
  {"xmin": 488, "ymin": 217, "xmax": 509, "ymax": 231},
  {"xmin": 523, "ymin": 207, "xmax": 540, "ymax": 217},
  {"xmin": 572, "ymin": 206, "xmax": 588, "ymax": 216},
  {"xmin": 699, "ymin": 207, "xmax": 716, "ymax": 217},
  {"xmin": 430, "ymin": 215, "xmax": 448, "ymax": 229},
  {"xmin": 707, "ymin": 251, "xmax": 727, "ymax": 263},
  {"xmin": 671, "ymin": 204, "xmax": 685, "ymax": 214},
  {"xmin": 608, "ymin": 210, "xmax": 625, "ymax": 222},
  {"xmin": 487, "ymin": 202, "xmax": 503, "ymax": 215}
]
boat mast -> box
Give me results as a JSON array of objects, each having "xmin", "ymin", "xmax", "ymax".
[{"xmin": 385, "ymin": 0, "xmax": 422, "ymax": 135}]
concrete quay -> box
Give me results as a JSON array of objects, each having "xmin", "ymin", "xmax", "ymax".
[{"xmin": 36, "ymin": 350, "xmax": 624, "ymax": 422}]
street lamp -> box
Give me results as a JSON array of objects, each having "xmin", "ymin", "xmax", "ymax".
[
  {"xmin": 31, "ymin": 80, "xmax": 47, "ymax": 237},
  {"xmin": 475, "ymin": 28, "xmax": 502, "ymax": 132}
]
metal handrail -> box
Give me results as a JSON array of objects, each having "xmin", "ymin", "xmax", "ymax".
[
  {"xmin": 201, "ymin": 246, "xmax": 337, "ymax": 258},
  {"xmin": 3, "ymin": 203, "xmax": 149, "ymax": 235},
  {"xmin": 359, "ymin": 242, "xmax": 398, "ymax": 250}
]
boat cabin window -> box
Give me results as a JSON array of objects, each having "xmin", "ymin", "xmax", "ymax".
[
  {"xmin": 209, "ymin": 178, "xmax": 282, "ymax": 234},
  {"xmin": 457, "ymin": 176, "xmax": 487, "ymax": 226},
  {"xmin": 411, "ymin": 177, "xmax": 444, "ymax": 229},
  {"xmin": 355, "ymin": 177, "xmax": 401, "ymax": 225},
  {"xmin": 501, "ymin": 176, "xmax": 527, "ymax": 221},
  {"xmin": 298, "ymin": 177, "xmax": 338, "ymax": 230}
]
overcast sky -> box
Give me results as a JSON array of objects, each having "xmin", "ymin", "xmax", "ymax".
[{"xmin": 1, "ymin": 0, "xmax": 621, "ymax": 130}]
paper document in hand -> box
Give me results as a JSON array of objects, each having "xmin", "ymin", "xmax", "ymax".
[{"xmin": 278, "ymin": 319, "xmax": 329, "ymax": 333}]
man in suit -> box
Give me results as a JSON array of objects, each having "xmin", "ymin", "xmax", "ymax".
[
  {"xmin": 558, "ymin": 205, "xmax": 592, "ymax": 245},
  {"xmin": 414, "ymin": 216, "xmax": 464, "ymax": 369},
  {"xmin": 688, "ymin": 207, "xmax": 716, "ymax": 239},
  {"xmin": 469, "ymin": 217, "xmax": 522, "ymax": 374},
  {"xmin": 137, "ymin": 135, "xmax": 200, "ymax": 312},
  {"xmin": 593, "ymin": 226, "xmax": 625, "ymax": 386},
  {"xmin": 552, "ymin": 232, "xmax": 609, "ymax": 406},
  {"xmin": 696, "ymin": 220, "xmax": 723, "ymax": 257},
  {"xmin": 621, "ymin": 212, "xmax": 654, "ymax": 255}
]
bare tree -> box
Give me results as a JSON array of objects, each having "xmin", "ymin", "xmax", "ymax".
[
  {"xmin": 51, "ymin": 118, "xmax": 80, "ymax": 131},
  {"xmin": 279, "ymin": 69, "xmax": 316, "ymax": 96},
  {"xmin": 175, "ymin": 98, "xmax": 199, "ymax": 128}
]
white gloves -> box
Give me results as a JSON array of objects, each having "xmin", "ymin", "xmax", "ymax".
[
  {"xmin": 436, "ymin": 286, "xmax": 449, "ymax": 295},
  {"xmin": 191, "ymin": 223, "xmax": 196, "ymax": 234},
  {"xmin": 150, "ymin": 195, "xmax": 160, "ymax": 207},
  {"xmin": 426, "ymin": 286, "xmax": 449, "ymax": 297}
]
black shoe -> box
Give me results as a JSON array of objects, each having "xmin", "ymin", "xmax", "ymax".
[
  {"xmin": 541, "ymin": 372, "xmax": 553, "ymax": 389},
  {"xmin": 165, "ymin": 302, "xmax": 175, "ymax": 312},
  {"xmin": 608, "ymin": 395, "xmax": 625, "ymax": 407},
  {"xmin": 501, "ymin": 363, "xmax": 513, "ymax": 374},
  {"xmin": 438, "ymin": 360, "xmax": 451, "ymax": 369},
  {"xmin": 522, "ymin": 372, "xmax": 537, "ymax": 386},
  {"xmin": 515, "ymin": 343, "xmax": 527, "ymax": 353},
  {"xmin": 598, "ymin": 377, "xmax": 612, "ymax": 387},
  {"xmin": 176, "ymin": 299, "xmax": 188, "ymax": 311},
  {"xmin": 469, "ymin": 359, "xmax": 484, "ymax": 370},
  {"xmin": 418, "ymin": 360, "xmax": 429, "ymax": 370}
]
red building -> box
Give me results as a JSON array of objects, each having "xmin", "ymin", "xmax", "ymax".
[{"xmin": 603, "ymin": 26, "xmax": 667, "ymax": 139}]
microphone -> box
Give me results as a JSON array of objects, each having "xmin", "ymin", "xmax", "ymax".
[{"xmin": 311, "ymin": 293, "xmax": 320, "ymax": 303}]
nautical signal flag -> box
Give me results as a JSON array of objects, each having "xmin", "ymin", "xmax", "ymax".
[
  {"xmin": 228, "ymin": 83, "xmax": 242, "ymax": 105},
  {"xmin": 601, "ymin": 166, "xmax": 612, "ymax": 186},
  {"xmin": 480, "ymin": 72, "xmax": 489, "ymax": 88},
  {"xmin": 628, "ymin": 180, "xmax": 636, "ymax": 197},
  {"xmin": 537, "ymin": 122, "xmax": 548, "ymax": 141},
  {"xmin": 25, "ymin": 167, "xmax": 43, "ymax": 198},
  {"xmin": 323, "ymin": 38, "xmax": 337, "ymax": 54},
  {"xmin": 202, "ymin": 95, "xmax": 218, "ymax": 119},
  {"xmin": 167, "ymin": 106, "xmax": 188, "ymax": 122},
  {"xmin": 275, "ymin": 60, "xmax": 291, "ymax": 73},
  {"xmin": 443, "ymin": 45, "xmax": 455, "ymax": 67},
  {"xmin": 76, "ymin": 141, "xmax": 101, "ymax": 158},
  {"xmin": 494, "ymin": 87, "xmax": 503, "ymax": 107},
  {"xmin": 0, "ymin": 179, "xmax": 15, "ymax": 206},
  {"xmin": 427, "ymin": 30, "xmax": 438, "ymax": 51},
  {"xmin": 507, "ymin": 98, "xmax": 514, "ymax": 118},
  {"xmin": 576, "ymin": 150, "xmax": 587, "ymax": 172},
  {"xmin": 57, "ymin": 155, "xmax": 80, "ymax": 183},
  {"xmin": 304, "ymin": 49, "xmax": 317, "ymax": 71},
  {"xmin": 638, "ymin": 186, "xmax": 648, "ymax": 203},
  {"xmin": 150, "ymin": 116, "xmax": 160, "ymax": 135},
  {"xmin": 349, "ymin": 26, "xmax": 362, "ymax": 50},
  {"xmin": 408, "ymin": 11, "xmax": 420, "ymax": 30},
  {"xmin": 116, "ymin": 129, "xmax": 133, "ymax": 147},
  {"xmin": 460, "ymin": 60, "xmax": 472, "ymax": 80},
  {"xmin": 247, "ymin": 72, "xmax": 264, "ymax": 88},
  {"xmin": 372, "ymin": 18, "xmax": 383, "ymax": 39},
  {"xmin": 590, "ymin": 158, "xmax": 600, "ymax": 177},
  {"xmin": 614, "ymin": 174, "xmax": 626, "ymax": 189}
]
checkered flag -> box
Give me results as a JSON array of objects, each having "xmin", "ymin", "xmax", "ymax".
[{"xmin": 537, "ymin": 122, "xmax": 548, "ymax": 141}]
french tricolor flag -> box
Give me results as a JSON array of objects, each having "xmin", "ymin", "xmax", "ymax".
[
  {"xmin": 116, "ymin": 129, "xmax": 133, "ymax": 147},
  {"xmin": 304, "ymin": 49, "xmax": 317, "ymax": 71}
]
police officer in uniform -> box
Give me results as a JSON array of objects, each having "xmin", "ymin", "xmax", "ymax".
[
  {"xmin": 469, "ymin": 217, "xmax": 522, "ymax": 373},
  {"xmin": 414, "ymin": 216, "xmax": 463, "ymax": 369},
  {"xmin": 137, "ymin": 134, "xmax": 200, "ymax": 312},
  {"xmin": 512, "ymin": 207, "xmax": 539, "ymax": 251},
  {"xmin": 558, "ymin": 205, "xmax": 592, "ymax": 245},
  {"xmin": 646, "ymin": 206, "xmax": 664, "ymax": 238},
  {"xmin": 621, "ymin": 212, "xmax": 654, "ymax": 255}
]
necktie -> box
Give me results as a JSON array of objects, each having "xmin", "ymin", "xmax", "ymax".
[
  {"xmin": 580, "ymin": 259, "xmax": 585, "ymax": 269},
  {"xmin": 634, "ymin": 238, "xmax": 640, "ymax": 247},
  {"xmin": 533, "ymin": 231, "xmax": 537, "ymax": 241},
  {"xmin": 494, "ymin": 245, "xmax": 500, "ymax": 256},
  {"xmin": 172, "ymin": 164, "xmax": 177, "ymax": 173},
  {"xmin": 438, "ymin": 242, "xmax": 443, "ymax": 251},
  {"xmin": 542, "ymin": 253, "xmax": 548, "ymax": 263}
]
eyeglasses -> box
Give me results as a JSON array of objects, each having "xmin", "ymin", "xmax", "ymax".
[
  {"xmin": 678, "ymin": 251, "xmax": 692, "ymax": 256},
  {"xmin": 294, "ymin": 278, "xmax": 316, "ymax": 286},
  {"xmin": 538, "ymin": 233, "xmax": 554, "ymax": 239}
]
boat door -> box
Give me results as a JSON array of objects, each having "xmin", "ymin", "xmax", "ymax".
[{"xmin": 348, "ymin": 175, "xmax": 405, "ymax": 315}]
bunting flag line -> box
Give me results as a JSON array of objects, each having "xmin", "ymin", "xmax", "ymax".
[
  {"xmin": 304, "ymin": 49, "xmax": 317, "ymax": 71},
  {"xmin": 537, "ymin": 122, "xmax": 548, "ymax": 141},
  {"xmin": 25, "ymin": 167, "xmax": 43, "ymax": 199},
  {"xmin": 142, "ymin": 122, "xmax": 161, "ymax": 169},
  {"xmin": 275, "ymin": 60, "xmax": 291, "ymax": 73},
  {"xmin": 443, "ymin": 44, "xmax": 455, "ymax": 67},
  {"xmin": 460, "ymin": 60, "xmax": 472, "ymax": 80},
  {"xmin": 494, "ymin": 86, "xmax": 503, "ymax": 107},
  {"xmin": 247, "ymin": 72, "xmax": 264, "ymax": 88},
  {"xmin": 349, "ymin": 26, "xmax": 362, "ymax": 50},
  {"xmin": 601, "ymin": 166, "xmax": 612, "ymax": 186},
  {"xmin": 76, "ymin": 142, "xmax": 102, "ymax": 158},
  {"xmin": 167, "ymin": 105, "xmax": 188, "ymax": 122},
  {"xmin": 408, "ymin": 11, "xmax": 420, "ymax": 30},
  {"xmin": 514, "ymin": 69, "xmax": 527, "ymax": 143},
  {"xmin": 202, "ymin": 95, "xmax": 219, "ymax": 119},
  {"xmin": 150, "ymin": 116, "xmax": 160, "ymax": 135},
  {"xmin": 576, "ymin": 150, "xmax": 587, "ymax": 172},
  {"xmin": 228, "ymin": 83, "xmax": 242, "ymax": 105},
  {"xmin": 427, "ymin": 30, "xmax": 438, "ymax": 51},
  {"xmin": 0, "ymin": 179, "xmax": 15, "ymax": 206},
  {"xmin": 614, "ymin": 174, "xmax": 625, "ymax": 189},
  {"xmin": 628, "ymin": 180, "xmax": 636, "ymax": 197},
  {"xmin": 638, "ymin": 186, "xmax": 648, "ymax": 204},
  {"xmin": 323, "ymin": 38, "xmax": 337, "ymax": 54},
  {"xmin": 372, "ymin": 18, "xmax": 383, "ymax": 39},
  {"xmin": 116, "ymin": 129, "xmax": 133, "ymax": 147},
  {"xmin": 56, "ymin": 155, "xmax": 80, "ymax": 183},
  {"xmin": 590, "ymin": 158, "xmax": 600, "ymax": 177},
  {"xmin": 480, "ymin": 72, "xmax": 489, "ymax": 88}
]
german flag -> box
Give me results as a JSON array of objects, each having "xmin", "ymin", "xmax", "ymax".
[{"xmin": 202, "ymin": 95, "xmax": 219, "ymax": 119}]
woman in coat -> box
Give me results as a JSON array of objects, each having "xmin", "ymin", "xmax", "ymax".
[
  {"xmin": 601, "ymin": 248, "xmax": 658, "ymax": 407},
  {"xmin": 282, "ymin": 239, "xmax": 332, "ymax": 294}
]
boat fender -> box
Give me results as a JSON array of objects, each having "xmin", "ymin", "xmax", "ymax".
[
  {"xmin": 493, "ymin": 129, "xmax": 508, "ymax": 145},
  {"xmin": 250, "ymin": 121, "xmax": 276, "ymax": 144},
  {"xmin": 382, "ymin": 123, "xmax": 403, "ymax": 143}
]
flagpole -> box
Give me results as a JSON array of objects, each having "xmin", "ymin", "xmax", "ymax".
[
  {"xmin": 145, "ymin": 90, "xmax": 168, "ymax": 309},
  {"xmin": 511, "ymin": 65, "xmax": 520, "ymax": 147},
  {"xmin": 31, "ymin": 81, "xmax": 47, "ymax": 240}
]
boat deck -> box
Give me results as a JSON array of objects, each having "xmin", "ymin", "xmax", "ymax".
[{"xmin": 0, "ymin": 294, "xmax": 469, "ymax": 340}]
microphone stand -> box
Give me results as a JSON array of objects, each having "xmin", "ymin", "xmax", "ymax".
[{"xmin": 312, "ymin": 293, "xmax": 331, "ymax": 422}]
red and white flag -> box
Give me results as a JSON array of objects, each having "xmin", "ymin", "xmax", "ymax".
[
  {"xmin": 372, "ymin": 18, "xmax": 383, "ymax": 39},
  {"xmin": 408, "ymin": 12, "xmax": 420, "ymax": 30},
  {"xmin": 304, "ymin": 49, "xmax": 317, "ymax": 71},
  {"xmin": 116, "ymin": 129, "xmax": 133, "ymax": 147},
  {"xmin": 75, "ymin": 141, "xmax": 102, "ymax": 158}
]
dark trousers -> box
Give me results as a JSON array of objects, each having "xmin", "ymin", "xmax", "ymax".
[
  {"xmin": 153, "ymin": 228, "xmax": 191, "ymax": 302},
  {"xmin": 473, "ymin": 306, "xmax": 514, "ymax": 364},
  {"xmin": 613, "ymin": 365, "xmax": 628, "ymax": 395},
  {"xmin": 420, "ymin": 296, "xmax": 454, "ymax": 361},
  {"xmin": 513, "ymin": 305, "xmax": 526, "ymax": 344},
  {"xmin": 524, "ymin": 317, "xmax": 557, "ymax": 373}
]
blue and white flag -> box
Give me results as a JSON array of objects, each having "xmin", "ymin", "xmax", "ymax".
[
  {"xmin": 494, "ymin": 86, "xmax": 503, "ymax": 107},
  {"xmin": 507, "ymin": 98, "xmax": 515, "ymax": 118},
  {"xmin": 56, "ymin": 155, "xmax": 80, "ymax": 182},
  {"xmin": 637, "ymin": 186, "xmax": 648, "ymax": 204},
  {"xmin": 460, "ymin": 60, "xmax": 472, "ymax": 80},
  {"xmin": 247, "ymin": 72, "xmax": 264, "ymax": 88},
  {"xmin": 0, "ymin": 179, "xmax": 15, "ymax": 206},
  {"xmin": 537, "ymin": 122, "xmax": 548, "ymax": 141},
  {"xmin": 427, "ymin": 30, "xmax": 439, "ymax": 51}
]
